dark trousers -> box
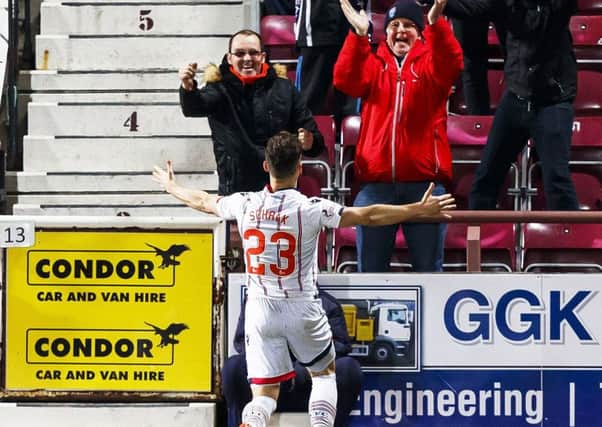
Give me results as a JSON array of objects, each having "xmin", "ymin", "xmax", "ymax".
[
  {"xmin": 222, "ymin": 354, "xmax": 363, "ymax": 427},
  {"xmin": 299, "ymin": 46, "xmax": 358, "ymax": 125},
  {"xmin": 452, "ymin": 17, "xmax": 491, "ymax": 115},
  {"xmin": 469, "ymin": 91, "xmax": 579, "ymax": 210}
]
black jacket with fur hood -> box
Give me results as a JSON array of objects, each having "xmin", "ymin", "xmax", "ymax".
[{"xmin": 179, "ymin": 57, "xmax": 325, "ymax": 196}]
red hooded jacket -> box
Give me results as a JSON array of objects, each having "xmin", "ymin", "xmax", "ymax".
[{"xmin": 333, "ymin": 18, "xmax": 463, "ymax": 184}]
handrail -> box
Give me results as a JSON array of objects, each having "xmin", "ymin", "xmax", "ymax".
[{"xmin": 442, "ymin": 210, "xmax": 602, "ymax": 224}]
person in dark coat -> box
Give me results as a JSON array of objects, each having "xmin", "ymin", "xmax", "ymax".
[
  {"xmin": 295, "ymin": 0, "xmax": 362, "ymax": 124},
  {"xmin": 221, "ymin": 288, "xmax": 363, "ymax": 427},
  {"xmin": 424, "ymin": 0, "xmax": 579, "ymax": 210},
  {"xmin": 179, "ymin": 29, "xmax": 325, "ymax": 196}
]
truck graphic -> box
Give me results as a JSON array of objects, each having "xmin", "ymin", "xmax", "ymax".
[{"xmin": 342, "ymin": 302, "xmax": 414, "ymax": 364}]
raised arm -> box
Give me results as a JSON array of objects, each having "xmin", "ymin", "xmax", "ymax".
[
  {"xmin": 424, "ymin": 0, "xmax": 464, "ymax": 92},
  {"xmin": 338, "ymin": 183, "xmax": 455, "ymax": 228},
  {"xmin": 152, "ymin": 160, "xmax": 219, "ymax": 215},
  {"xmin": 178, "ymin": 63, "xmax": 223, "ymax": 117},
  {"xmin": 333, "ymin": 0, "xmax": 379, "ymax": 98}
]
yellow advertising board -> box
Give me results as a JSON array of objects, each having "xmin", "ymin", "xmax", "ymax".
[{"xmin": 5, "ymin": 229, "xmax": 214, "ymax": 393}]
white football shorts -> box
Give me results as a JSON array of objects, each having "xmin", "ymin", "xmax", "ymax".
[{"xmin": 244, "ymin": 296, "xmax": 335, "ymax": 384}]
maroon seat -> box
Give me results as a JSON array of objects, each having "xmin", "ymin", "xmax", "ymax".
[
  {"xmin": 449, "ymin": 68, "xmax": 505, "ymax": 114},
  {"xmin": 370, "ymin": 13, "xmax": 386, "ymax": 46},
  {"xmin": 445, "ymin": 223, "xmax": 517, "ymax": 272},
  {"xmin": 573, "ymin": 70, "xmax": 602, "ymax": 115},
  {"xmin": 571, "ymin": 15, "xmax": 602, "ymax": 69},
  {"xmin": 338, "ymin": 115, "xmax": 361, "ymax": 206},
  {"xmin": 522, "ymin": 223, "xmax": 602, "ymax": 272},
  {"xmin": 528, "ymin": 116, "xmax": 602, "ymax": 210},
  {"xmin": 298, "ymin": 115, "xmax": 335, "ymax": 198},
  {"xmin": 370, "ymin": 0, "xmax": 395, "ymax": 13},
  {"xmin": 286, "ymin": 68, "xmax": 297, "ymax": 83},
  {"xmin": 577, "ymin": 0, "xmax": 602, "ymax": 13},
  {"xmin": 260, "ymin": 15, "xmax": 298, "ymax": 65},
  {"xmin": 298, "ymin": 116, "xmax": 337, "ymax": 270},
  {"xmin": 313, "ymin": 115, "xmax": 336, "ymax": 166},
  {"xmin": 447, "ymin": 114, "xmax": 519, "ymax": 210}
]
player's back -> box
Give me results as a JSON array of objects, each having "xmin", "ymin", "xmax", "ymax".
[{"xmin": 235, "ymin": 187, "xmax": 341, "ymax": 300}]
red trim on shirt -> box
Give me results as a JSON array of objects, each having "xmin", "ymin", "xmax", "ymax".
[{"xmin": 250, "ymin": 370, "xmax": 296, "ymax": 385}]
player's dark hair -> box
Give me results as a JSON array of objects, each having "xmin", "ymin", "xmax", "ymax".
[
  {"xmin": 228, "ymin": 29, "xmax": 264, "ymax": 52},
  {"xmin": 265, "ymin": 131, "xmax": 302, "ymax": 179}
]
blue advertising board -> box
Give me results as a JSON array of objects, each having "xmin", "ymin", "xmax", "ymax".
[{"xmin": 227, "ymin": 273, "xmax": 602, "ymax": 426}]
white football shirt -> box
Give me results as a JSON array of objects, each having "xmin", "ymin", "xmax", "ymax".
[{"xmin": 217, "ymin": 186, "xmax": 343, "ymax": 300}]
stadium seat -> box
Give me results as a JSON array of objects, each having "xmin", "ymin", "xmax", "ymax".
[
  {"xmin": 445, "ymin": 223, "xmax": 517, "ymax": 272},
  {"xmin": 339, "ymin": 115, "xmax": 361, "ymax": 206},
  {"xmin": 370, "ymin": 13, "xmax": 386, "ymax": 45},
  {"xmin": 527, "ymin": 116, "xmax": 602, "ymax": 211},
  {"xmin": 299, "ymin": 115, "xmax": 335, "ymax": 199},
  {"xmin": 577, "ymin": 0, "xmax": 602, "ymax": 13},
  {"xmin": 260, "ymin": 15, "xmax": 297, "ymax": 66},
  {"xmin": 573, "ymin": 70, "xmax": 602, "ymax": 115},
  {"xmin": 449, "ymin": 68, "xmax": 505, "ymax": 114},
  {"xmin": 313, "ymin": 115, "xmax": 337, "ymax": 166},
  {"xmin": 299, "ymin": 116, "xmax": 337, "ymax": 271},
  {"xmin": 570, "ymin": 15, "xmax": 602, "ymax": 69},
  {"xmin": 447, "ymin": 114, "xmax": 519, "ymax": 210},
  {"xmin": 522, "ymin": 223, "xmax": 602, "ymax": 272},
  {"xmin": 369, "ymin": 0, "xmax": 394, "ymax": 13}
]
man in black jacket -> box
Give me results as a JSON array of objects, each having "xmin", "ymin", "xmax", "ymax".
[
  {"xmin": 179, "ymin": 29, "xmax": 325, "ymax": 196},
  {"xmin": 427, "ymin": 0, "xmax": 579, "ymax": 210},
  {"xmin": 221, "ymin": 288, "xmax": 363, "ymax": 427}
]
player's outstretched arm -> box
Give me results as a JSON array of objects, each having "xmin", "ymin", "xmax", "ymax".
[
  {"xmin": 338, "ymin": 183, "xmax": 456, "ymax": 228},
  {"xmin": 152, "ymin": 160, "xmax": 219, "ymax": 215}
]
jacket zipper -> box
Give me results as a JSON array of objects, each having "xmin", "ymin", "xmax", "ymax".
[
  {"xmin": 391, "ymin": 57, "xmax": 406, "ymax": 182},
  {"xmin": 433, "ymin": 128, "xmax": 440, "ymax": 174}
]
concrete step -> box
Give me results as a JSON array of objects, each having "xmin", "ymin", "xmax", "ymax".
[
  {"xmin": 41, "ymin": 3, "xmax": 243, "ymax": 35},
  {"xmin": 22, "ymin": 136, "xmax": 215, "ymax": 172},
  {"xmin": 22, "ymin": 91, "xmax": 178, "ymax": 103},
  {"xmin": 45, "ymin": 0, "xmax": 241, "ymax": 3},
  {"xmin": 9, "ymin": 193, "xmax": 195, "ymax": 205},
  {"xmin": 0, "ymin": 402, "xmax": 217, "ymax": 427},
  {"xmin": 12, "ymin": 203, "xmax": 208, "ymax": 217},
  {"xmin": 7, "ymin": 171, "xmax": 218, "ymax": 192},
  {"xmin": 19, "ymin": 70, "xmax": 181, "ymax": 91},
  {"xmin": 27, "ymin": 103, "xmax": 210, "ymax": 137},
  {"xmin": 36, "ymin": 35, "xmax": 227, "ymax": 71},
  {"xmin": 271, "ymin": 413, "xmax": 309, "ymax": 426}
]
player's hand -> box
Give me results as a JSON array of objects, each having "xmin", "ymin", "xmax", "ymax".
[
  {"xmin": 152, "ymin": 160, "xmax": 177, "ymax": 194},
  {"xmin": 179, "ymin": 63, "xmax": 198, "ymax": 91},
  {"xmin": 427, "ymin": 0, "xmax": 447, "ymax": 24},
  {"xmin": 419, "ymin": 182, "xmax": 456, "ymax": 218},
  {"xmin": 298, "ymin": 128, "xmax": 314, "ymax": 151},
  {"xmin": 340, "ymin": 0, "xmax": 370, "ymax": 36}
]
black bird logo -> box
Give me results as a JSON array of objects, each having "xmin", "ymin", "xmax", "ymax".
[
  {"xmin": 145, "ymin": 322, "xmax": 189, "ymax": 347},
  {"xmin": 145, "ymin": 243, "xmax": 190, "ymax": 268}
]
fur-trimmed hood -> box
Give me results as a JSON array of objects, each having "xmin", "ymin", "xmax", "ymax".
[{"xmin": 202, "ymin": 60, "xmax": 288, "ymax": 84}]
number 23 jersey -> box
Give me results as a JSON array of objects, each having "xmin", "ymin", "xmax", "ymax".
[{"xmin": 217, "ymin": 186, "xmax": 343, "ymax": 300}]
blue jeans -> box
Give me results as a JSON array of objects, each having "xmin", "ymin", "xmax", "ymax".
[
  {"xmin": 469, "ymin": 91, "xmax": 578, "ymax": 210},
  {"xmin": 354, "ymin": 181, "xmax": 447, "ymax": 272}
]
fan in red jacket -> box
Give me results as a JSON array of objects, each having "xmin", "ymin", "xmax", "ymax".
[{"xmin": 334, "ymin": 0, "xmax": 463, "ymax": 272}]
